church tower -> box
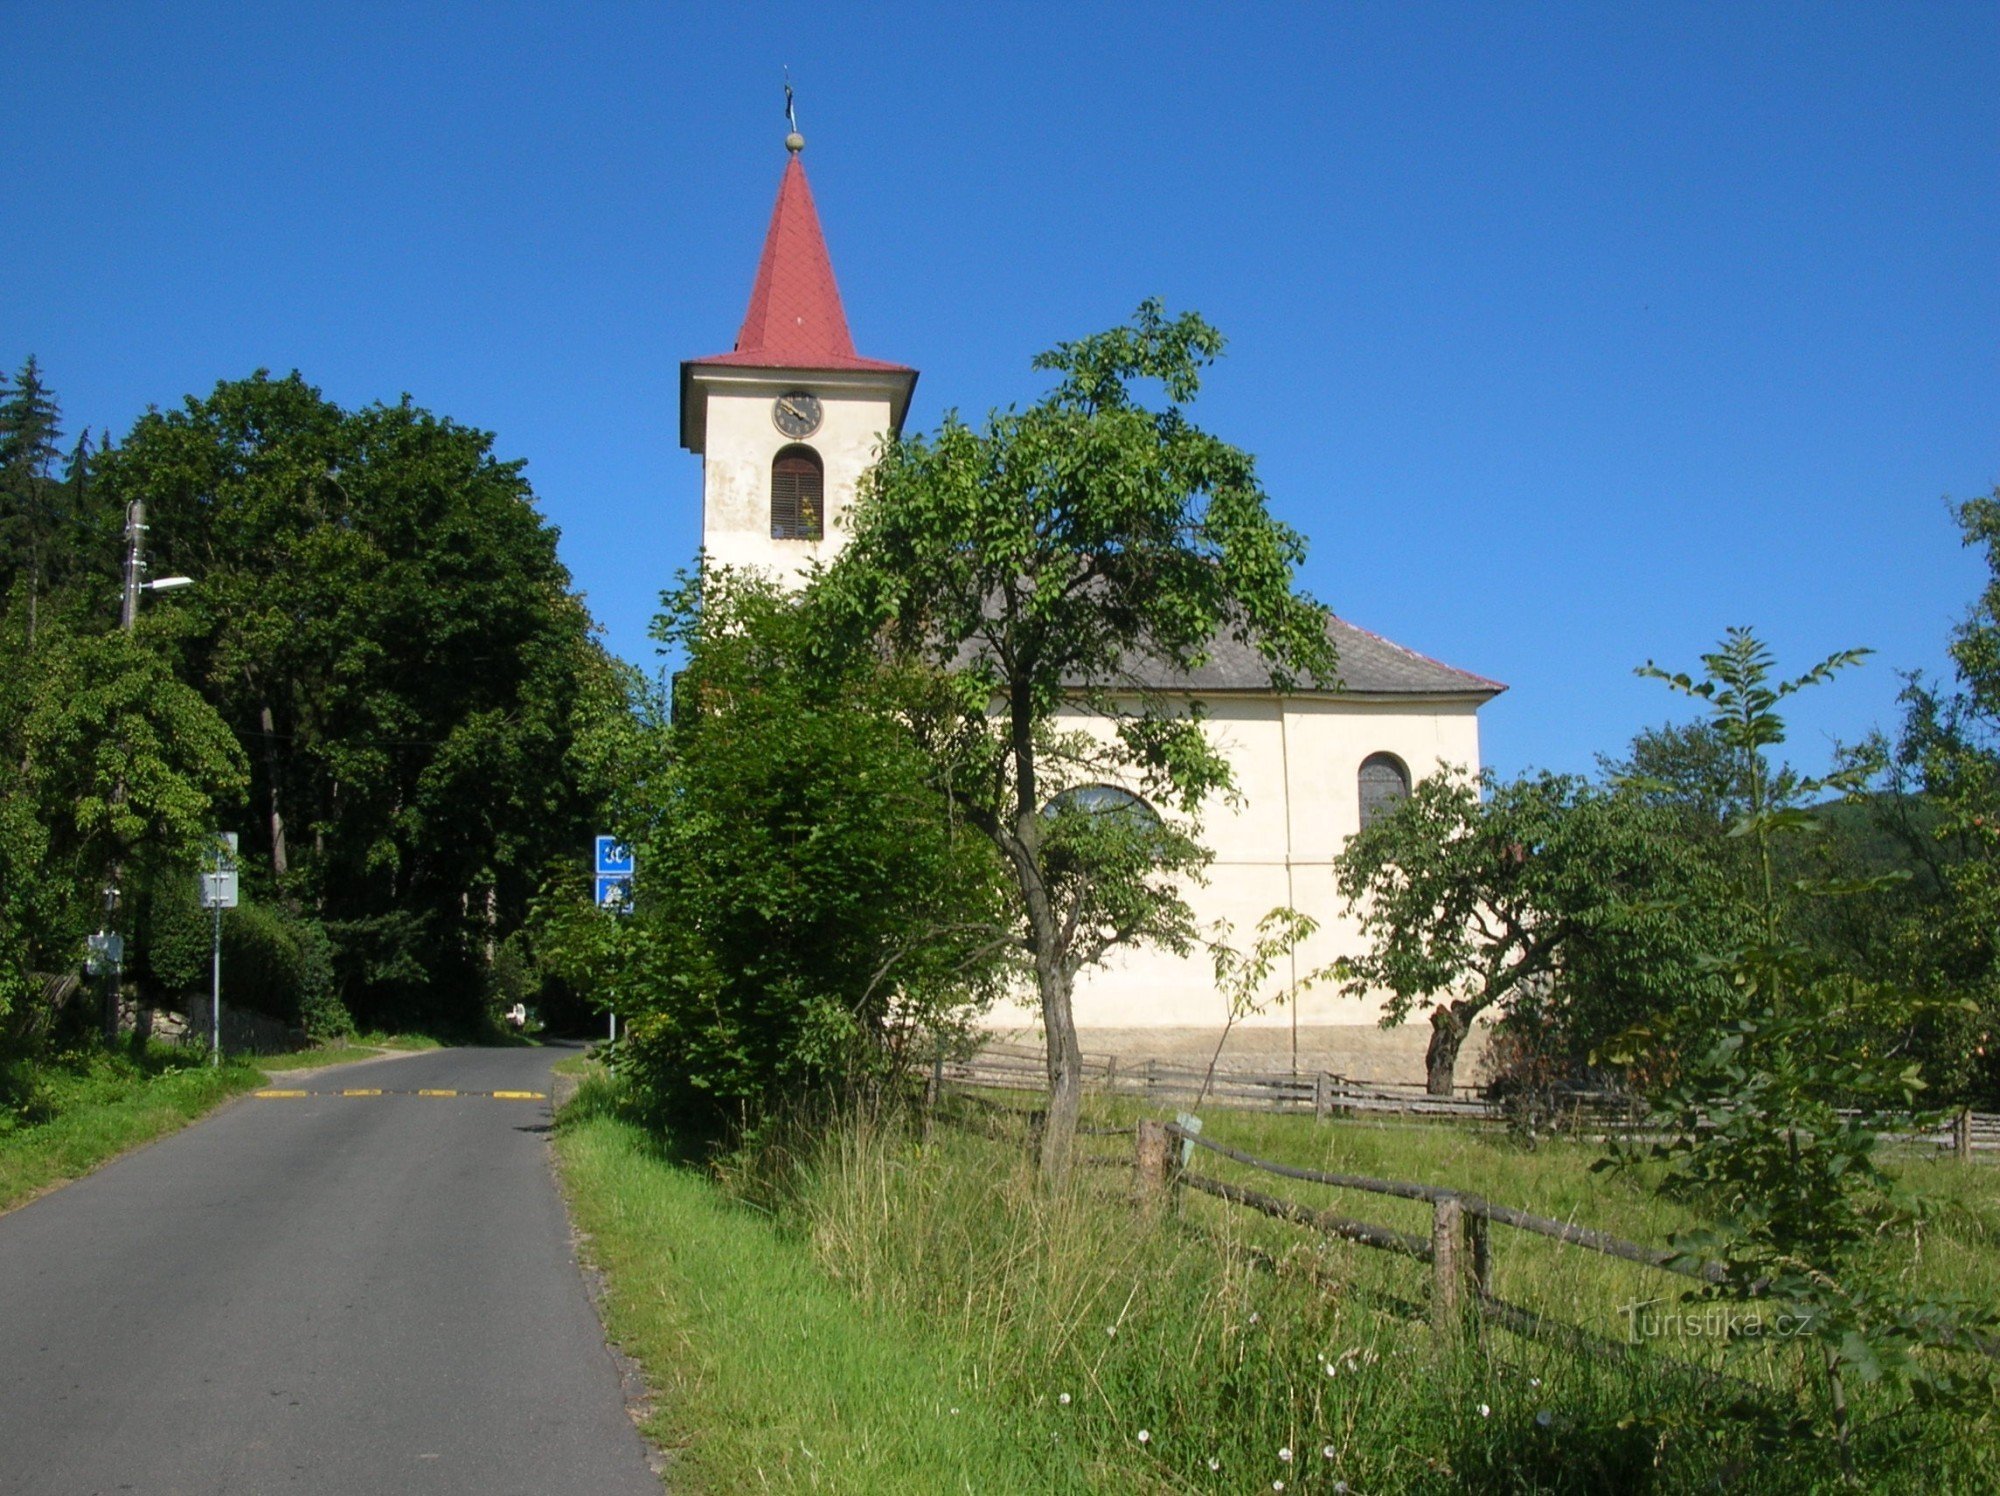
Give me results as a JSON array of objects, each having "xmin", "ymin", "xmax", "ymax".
[{"xmin": 679, "ymin": 133, "xmax": 917, "ymax": 581}]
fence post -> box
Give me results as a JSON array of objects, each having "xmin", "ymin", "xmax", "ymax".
[
  {"xmin": 1135, "ymin": 1119, "xmax": 1171, "ymax": 1203},
  {"xmin": 1105, "ymin": 1055, "xmax": 1119, "ymax": 1093},
  {"xmin": 1957, "ymin": 1106, "xmax": 1974, "ymax": 1163},
  {"xmin": 1466, "ymin": 1207, "xmax": 1492, "ymax": 1298},
  {"xmin": 1313, "ymin": 1072, "xmax": 1329, "ymax": 1121},
  {"xmin": 1431, "ymin": 1194, "xmax": 1463, "ymax": 1334}
]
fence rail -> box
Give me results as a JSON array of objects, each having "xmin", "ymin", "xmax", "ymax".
[
  {"xmin": 949, "ymin": 1044, "xmax": 2000, "ymax": 1154},
  {"xmin": 1143, "ymin": 1118, "xmax": 2000, "ymax": 1374}
]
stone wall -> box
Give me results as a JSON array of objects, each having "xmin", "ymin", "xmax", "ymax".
[{"xmin": 119, "ymin": 996, "xmax": 304, "ymax": 1056}]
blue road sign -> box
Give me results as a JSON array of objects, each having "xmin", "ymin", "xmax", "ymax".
[
  {"xmin": 594, "ymin": 874, "xmax": 633, "ymax": 913},
  {"xmin": 594, "ymin": 836, "xmax": 634, "ymax": 875}
]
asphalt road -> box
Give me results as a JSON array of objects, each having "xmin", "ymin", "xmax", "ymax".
[{"xmin": 0, "ymin": 1044, "xmax": 662, "ymax": 1495}]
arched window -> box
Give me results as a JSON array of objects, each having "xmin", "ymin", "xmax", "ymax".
[
  {"xmin": 770, "ymin": 445, "xmax": 824, "ymax": 541},
  {"xmin": 1041, "ymin": 784, "xmax": 1171, "ymax": 865},
  {"xmin": 1042, "ymin": 784, "xmax": 1162, "ymax": 828},
  {"xmin": 1358, "ymin": 753, "xmax": 1411, "ymax": 830}
]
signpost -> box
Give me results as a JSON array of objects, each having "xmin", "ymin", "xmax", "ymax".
[
  {"xmin": 198, "ymin": 833, "xmax": 239, "ymax": 1065},
  {"xmin": 593, "ymin": 836, "xmax": 634, "ymax": 1042},
  {"xmin": 86, "ymin": 931, "xmax": 123, "ymax": 975},
  {"xmin": 593, "ymin": 836, "xmax": 634, "ymax": 913}
]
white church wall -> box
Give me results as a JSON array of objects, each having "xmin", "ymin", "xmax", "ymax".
[{"xmin": 980, "ymin": 693, "xmax": 1487, "ymax": 1035}]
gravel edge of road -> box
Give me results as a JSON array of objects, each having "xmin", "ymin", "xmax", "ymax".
[{"xmin": 547, "ymin": 1126, "xmax": 677, "ymax": 1489}]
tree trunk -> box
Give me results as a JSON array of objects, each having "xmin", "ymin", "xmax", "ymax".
[
  {"xmin": 259, "ymin": 702, "xmax": 289, "ymax": 879},
  {"xmin": 1425, "ymin": 1003, "xmax": 1469, "ymax": 1096},
  {"xmin": 1039, "ymin": 952, "xmax": 1083, "ymax": 1182}
]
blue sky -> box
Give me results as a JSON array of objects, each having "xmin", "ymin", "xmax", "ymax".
[{"xmin": 4, "ymin": 3, "xmax": 1994, "ymax": 780}]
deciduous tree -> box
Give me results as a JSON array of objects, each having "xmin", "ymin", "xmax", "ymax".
[
  {"xmin": 1331, "ymin": 770, "xmax": 1731, "ymax": 1094},
  {"xmin": 96, "ymin": 372, "xmax": 613, "ymax": 1029},
  {"xmin": 821, "ymin": 302, "xmax": 1336, "ymax": 1176}
]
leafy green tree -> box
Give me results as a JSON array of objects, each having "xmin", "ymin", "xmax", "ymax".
[
  {"xmin": 1331, "ymin": 769, "xmax": 1733, "ymax": 1095},
  {"xmin": 1613, "ymin": 629, "xmax": 1992, "ymax": 1464},
  {"xmin": 95, "ymin": 372, "xmax": 614, "ymax": 1029},
  {"xmin": 1607, "ymin": 699, "xmax": 1977, "ymax": 1103},
  {"xmin": 820, "ymin": 302, "xmax": 1336, "ymax": 1176},
  {"xmin": 1886, "ymin": 488, "xmax": 2000, "ymax": 1101},
  {"xmin": 0, "ymin": 620, "xmax": 247, "ymax": 1044},
  {"xmin": 536, "ymin": 569, "xmax": 1012, "ymax": 1136}
]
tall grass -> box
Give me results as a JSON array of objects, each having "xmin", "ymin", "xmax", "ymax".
[{"xmin": 560, "ymin": 1075, "xmax": 2000, "ymax": 1492}]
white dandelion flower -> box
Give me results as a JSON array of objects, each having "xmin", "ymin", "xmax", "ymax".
[
  {"xmin": 1536, "ymin": 1409, "xmax": 1554, "ymax": 1428},
  {"xmin": 1278, "ymin": 1446, "xmax": 1293, "ymax": 1462},
  {"xmin": 1322, "ymin": 1445, "xmax": 1336, "ymax": 1459},
  {"xmin": 1137, "ymin": 1430, "xmax": 1150, "ymax": 1445},
  {"xmin": 1478, "ymin": 1403, "xmax": 1491, "ymax": 1418},
  {"xmin": 1057, "ymin": 1392, "xmax": 1071, "ymax": 1406}
]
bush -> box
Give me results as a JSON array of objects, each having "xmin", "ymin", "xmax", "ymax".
[
  {"xmin": 138, "ymin": 878, "xmax": 351, "ymax": 1040},
  {"xmin": 540, "ymin": 571, "xmax": 1013, "ymax": 1142},
  {"xmin": 288, "ymin": 915, "xmax": 351, "ymax": 1041}
]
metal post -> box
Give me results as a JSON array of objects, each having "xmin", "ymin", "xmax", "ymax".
[
  {"xmin": 101, "ymin": 502, "xmax": 145, "ymax": 1045},
  {"xmin": 120, "ymin": 499, "xmax": 144, "ymax": 633},
  {"xmin": 210, "ymin": 895, "xmax": 222, "ymax": 1066},
  {"xmin": 608, "ymin": 1011, "xmax": 617, "ymax": 1044}
]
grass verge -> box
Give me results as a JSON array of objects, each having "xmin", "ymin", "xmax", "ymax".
[
  {"xmin": 556, "ymin": 1079, "xmax": 1080, "ymax": 1492},
  {"xmin": 559, "ymin": 1077, "xmax": 2000, "ymax": 1493},
  {"xmin": 0, "ymin": 1044, "xmax": 262, "ymax": 1212}
]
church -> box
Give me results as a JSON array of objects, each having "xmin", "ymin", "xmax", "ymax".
[{"xmin": 679, "ymin": 135, "xmax": 1504, "ymax": 1083}]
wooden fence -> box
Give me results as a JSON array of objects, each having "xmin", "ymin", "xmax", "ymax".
[
  {"xmin": 947, "ymin": 1043, "xmax": 2000, "ymax": 1156},
  {"xmin": 1137, "ymin": 1119, "xmax": 2000, "ymax": 1376},
  {"xmin": 945, "ymin": 1042, "xmax": 1496, "ymax": 1120},
  {"xmin": 1138, "ymin": 1119, "xmax": 1737, "ymax": 1341}
]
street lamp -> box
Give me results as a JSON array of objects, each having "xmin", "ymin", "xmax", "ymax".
[
  {"xmin": 101, "ymin": 501, "xmax": 197, "ymax": 1042},
  {"xmin": 120, "ymin": 500, "xmax": 194, "ymax": 630}
]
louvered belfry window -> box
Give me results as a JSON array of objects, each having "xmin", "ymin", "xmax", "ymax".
[
  {"xmin": 771, "ymin": 446, "xmax": 825, "ymax": 541},
  {"xmin": 1358, "ymin": 753, "xmax": 1412, "ymax": 830}
]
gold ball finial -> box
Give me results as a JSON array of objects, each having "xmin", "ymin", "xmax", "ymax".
[{"xmin": 786, "ymin": 131, "xmax": 805, "ymax": 153}]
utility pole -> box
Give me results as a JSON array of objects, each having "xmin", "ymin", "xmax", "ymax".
[
  {"xmin": 101, "ymin": 501, "xmax": 144, "ymax": 1043},
  {"xmin": 99, "ymin": 500, "xmax": 193, "ymax": 1043},
  {"xmin": 120, "ymin": 498, "xmax": 144, "ymax": 631}
]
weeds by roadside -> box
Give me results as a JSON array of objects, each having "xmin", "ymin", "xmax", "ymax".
[
  {"xmin": 557, "ymin": 1076, "xmax": 2000, "ymax": 1491},
  {"xmin": 0, "ymin": 1042, "xmax": 262, "ymax": 1211}
]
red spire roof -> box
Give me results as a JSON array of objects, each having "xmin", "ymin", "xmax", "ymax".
[{"xmin": 694, "ymin": 154, "xmax": 911, "ymax": 373}]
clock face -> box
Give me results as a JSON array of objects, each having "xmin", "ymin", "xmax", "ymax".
[{"xmin": 772, "ymin": 391, "xmax": 823, "ymax": 439}]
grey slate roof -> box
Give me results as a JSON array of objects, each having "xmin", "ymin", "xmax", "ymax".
[{"xmin": 1098, "ymin": 614, "xmax": 1505, "ymax": 699}]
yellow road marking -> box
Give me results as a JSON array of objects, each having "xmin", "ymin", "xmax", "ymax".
[{"xmin": 251, "ymin": 1087, "xmax": 546, "ymax": 1101}]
